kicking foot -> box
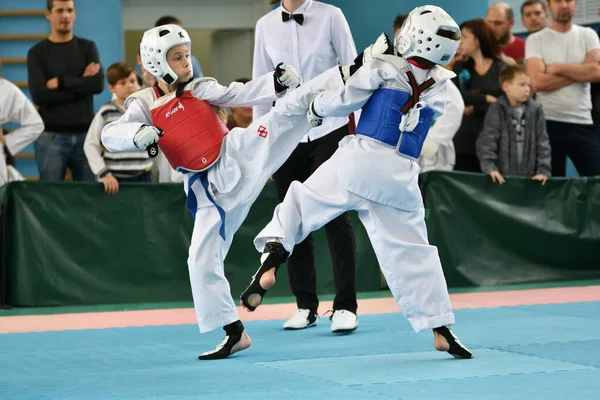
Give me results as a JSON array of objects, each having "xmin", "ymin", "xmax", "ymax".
[
  {"xmin": 198, "ymin": 330, "xmax": 252, "ymax": 360},
  {"xmin": 240, "ymin": 241, "xmax": 289, "ymax": 311},
  {"xmin": 433, "ymin": 326, "xmax": 474, "ymax": 359}
]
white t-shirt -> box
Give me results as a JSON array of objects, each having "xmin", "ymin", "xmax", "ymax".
[{"xmin": 525, "ymin": 25, "xmax": 600, "ymax": 124}]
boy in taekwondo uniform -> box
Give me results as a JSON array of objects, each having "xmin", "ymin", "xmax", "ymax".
[{"xmin": 241, "ymin": 6, "xmax": 475, "ymax": 360}]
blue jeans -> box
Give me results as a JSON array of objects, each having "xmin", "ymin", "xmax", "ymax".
[{"xmin": 34, "ymin": 132, "xmax": 95, "ymax": 181}]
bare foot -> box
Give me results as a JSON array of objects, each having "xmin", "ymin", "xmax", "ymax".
[
  {"xmin": 258, "ymin": 239, "xmax": 283, "ymax": 290},
  {"xmin": 243, "ymin": 269, "xmax": 276, "ymax": 309},
  {"xmin": 230, "ymin": 331, "xmax": 252, "ymax": 356},
  {"xmin": 433, "ymin": 330, "xmax": 450, "ymax": 352},
  {"xmin": 198, "ymin": 330, "xmax": 252, "ymax": 360},
  {"xmin": 241, "ymin": 241, "xmax": 287, "ymax": 311},
  {"xmin": 259, "ymin": 265, "xmax": 276, "ymax": 290},
  {"xmin": 433, "ymin": 328, "xmax": 474, "ymax": 359}
]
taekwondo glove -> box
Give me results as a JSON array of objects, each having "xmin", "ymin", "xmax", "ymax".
[
  {"xmin": 399, "ymin": 103, "xmax": 425, "ymax": 133},
  {"xmin": 340, "ymin": 32, "xmax": 393, "ymax": 82},
  {"xmin": 362, "ymin": 32, "xmax": 393, "ymax": 64},
  {"xmin": 274, "ymin": 62, "xmax": 301, "ymax": 93},
  {"xmin": 306, "ymin": 100, "xmax": 324, "ymax": 128},
  {"xmin": 133, "ymin": 124, "xmax": 163, "ymax": 150}
]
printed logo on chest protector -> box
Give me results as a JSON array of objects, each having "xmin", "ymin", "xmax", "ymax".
[
  {"xmin": 257, "ymin": 125, "xmax": 268, "ymax": 138},
  {"xmin": 165, "ymin": 101, "xmax": 185, "ymax": 118}
]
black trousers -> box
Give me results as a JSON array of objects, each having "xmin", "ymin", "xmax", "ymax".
[
  {"xmin": 273, "ymin": 124, "xmax": 357, "ymax": 314},
  {"xmin": 454, "ymin": 154, "xmax": 482, "ymax": 173},
  {"xmin": 546, "ymin": 120, "xmax": 600, "ymax": 177}
]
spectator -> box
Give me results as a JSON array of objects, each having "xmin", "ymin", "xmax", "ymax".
[
  {"xmin": 521, "ymin": 0, "xmax": 549, "ymax": 33},
  {"xmin": 227, "ymin": 78, "xmax": 253, "ymax": 129},
  {"xmin": 476, "ymin": 64, "xmax": 551, "ymax": 184},
  {"xmin": 84, "ymin": 62, "xmax": 153, "ymax": 195},
  {"xmin": 486, "ymin": 2, "xmax": 525, "ymax": 62},
  {"xmin": 154, "ymin": 16, "xmax": 204, "ymax": 79},
  {"xmin": 526, "ymin": 0, "xmax": 600, "ymax": 176},
  {"xmin": 254, "ymin": 0, "xmax": 359, "ymax": 333},
  {"xmin": 0, "ymin": 60, "xmax": 45, "ymax": 185},
  {"xmin": 449, "ymin": 18, "xmax": 508, "ymax": 172},
  {"xmin": 27, "ymin": 0, "xmax": 104, "ymax": 181}
]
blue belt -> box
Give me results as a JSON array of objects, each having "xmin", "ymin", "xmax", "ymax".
[{"xmin": 185, "ymin": 171, "xmax": 227, "ymax": 240}]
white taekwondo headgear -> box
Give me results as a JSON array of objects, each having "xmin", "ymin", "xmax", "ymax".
[
  {"xmin": 140, "ymin": 24, "xmax": 192, "ymax": 84},
  {"xmin": 394, "ymin": 5, "xmax": 461, "ymax": 65}
]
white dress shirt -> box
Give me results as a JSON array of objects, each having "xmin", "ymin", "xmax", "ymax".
[{"xmin": 252, "ymin": 0, "xmax": 357, "ymax": 142}]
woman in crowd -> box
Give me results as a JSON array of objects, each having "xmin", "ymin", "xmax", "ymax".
[{"xmin": 448, "ymin": 18, "xmax": 509, "ymax": 172}]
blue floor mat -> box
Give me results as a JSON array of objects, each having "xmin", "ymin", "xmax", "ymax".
[{"xmin": 1, "ymin": 302, "xmax": 599, "ymax": 400}]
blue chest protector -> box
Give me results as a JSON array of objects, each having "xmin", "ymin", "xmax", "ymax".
[{"xmin": 356, "ymin": 87, "xmax": 436, "ymax": 159}]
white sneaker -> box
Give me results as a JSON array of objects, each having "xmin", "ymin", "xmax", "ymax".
[
  {"xmin": 283, "ymin": 309, "xmax": 318, "ymax": 330},
  {"xmin": 330, "ymin": 310, "xmax": 358, "ymax": 333}
]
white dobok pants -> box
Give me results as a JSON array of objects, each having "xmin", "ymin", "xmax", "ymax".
[{"xmin": 254, "ymin": 135, "xmax": 455, "ymax": 332}]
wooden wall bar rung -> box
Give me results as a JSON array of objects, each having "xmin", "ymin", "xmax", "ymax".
[
  {"xmin": 0, "ymin": 34, "xmax": 48, "ymax": 40},
  {"xmin": 0, "ymin": 10, "xmax": 46, "ymax": 16}
]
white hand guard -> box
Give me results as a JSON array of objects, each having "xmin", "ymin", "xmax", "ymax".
[
  {"xmin": 133, "ymin": 125, "xmax": 163, "ymax": 150},
  {"xmin": 399, "ymin": 101, "xmax": 426, "ymax": 133},
  {"xmin": 275, "ymin": 63, "xmax": 301, "ymax": 90},
  {"xmin": 362, "ymin": 32, "xmax": 393, "ymax": 64},
  {"xmin": 306, "ymin": 100, "xmax": 323, "ymax": 128},
  {"xmin": 340, "ymin": 32, "xmax": 393, "ymax": 82}
]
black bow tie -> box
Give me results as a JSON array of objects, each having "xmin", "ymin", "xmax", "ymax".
[{"xmin": 282, "ymin": 11, "xmax": 304, "ymax": 25}]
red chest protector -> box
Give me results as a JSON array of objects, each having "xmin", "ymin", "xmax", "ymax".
[{"xmin": 151, "ymin": 90, "xmax": 229, "ymax": 172}]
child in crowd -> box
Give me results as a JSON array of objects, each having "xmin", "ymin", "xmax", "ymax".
[
  {"xmin": 476, "ymin": 64, "xmax": 551, "ymax": 184},
  {"xmin": 84, "ymin": 62, "xmax": 153, "ymax": 195}
]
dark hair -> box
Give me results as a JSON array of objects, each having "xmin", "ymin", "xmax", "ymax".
[
  {"xmin": 520, "ymin": 0, "xmax": 548, "ymax": 15},
  {"xmin": 106, "ymin": 62, "xmax": 135, "ymax": 86},
  {"xmin": 234, "ymin": 78, "xmax": 251, "ymax": 84},
  {"xmin": 499, "ymin": 64, "xmax": 527, "ymax": 86},
  {"xmin": 47, "ymin": 0, "xmax": 74, "ymax": 12},
  {"xmin": 269, "ymin": 0, "xmax": 280, "ymax": 4},
  {"xmin": 155, "ymin": 16, "xmax": 181, "ymax": 27},
  {"xmin": 460, "ymin": 18, "xmax": 502, "ymax": 61},
  {"xmin": 393, "ymin": 13, "xmax": 409, "ymax": 32}
]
